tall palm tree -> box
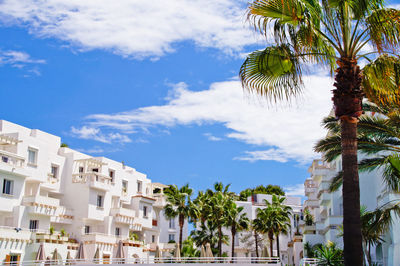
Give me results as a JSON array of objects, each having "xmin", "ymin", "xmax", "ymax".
[
  {"xmin": 251, "ymin": 217, "xmax": 264, "ymax": 257},
  {"xmin": 240, "ymin": 0, "xmax": 400, "ymax": 263},
  {"xmin": 315, "ymin": 101, "xmax": 400, "ymax": 192},
  {"xmin": 190, "ymin": 221, "xmax": 222, "ymax": 250},
  {"xmin": 225, "ymin": 200, "xmax": 250, "ymax": 258},
  {"xmin": 266, "ymin": 196, "xmax": 292, "ymax": 259},
  {"xmin": 164, "ymin": 184, "xmax": 193, "ymax": 249},
  {"xmin": 207, "ymin": 191, "xmax": 229, "ymax": 257},
  {"xmin": 256, "ymin": 205, "xmax": 276, "ymax": 257}
]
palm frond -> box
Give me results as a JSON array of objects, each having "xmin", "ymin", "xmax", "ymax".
[
  {"xmin": 365, "ymin": 9, "xmax": 400, "ymax": 53},
  {"xmin": 240, "ymin": 45, "xmax": 303, "ymax": 102},
  {"xmin": 329, "ymin": 171, "xmax": 343, "ymax": 192}
]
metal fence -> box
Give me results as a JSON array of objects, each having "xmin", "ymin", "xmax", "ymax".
[{"xmin": 8, "ymin": 257, "xmax": 282, "ymax": 266}]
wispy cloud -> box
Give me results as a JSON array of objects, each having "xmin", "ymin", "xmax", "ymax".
[
  {"xmin": 204, "ymin": 133, "xmax": 222, "ymax": 142},
  {"xmin": 234, "ymin": 149, "xmax": 300, "ymax": 163},
  {"xmin": 0, "ymin": 50, "xmax": 45, "ymax": 66},
  {"xmin": 72, "ymin": 75, "xmax": 333, "ymax": 163},
  {"xmin": 0, "ymin": 0, "xmax": 261, "ymax": 58},
  {"xmin": 71, "ymin": 126, "xmax": 131, "ymax": 144},
  {"xmin": 284, "ymin": 184, "xmax": 304, "ymax": 197}
]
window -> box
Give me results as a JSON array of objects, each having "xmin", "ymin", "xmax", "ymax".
[
  {"xmin": 143, "ymin": 206, "xmax": 148, "ymax": 217},
  {"xmin": 109, "ymin": 170, "xmax": 115, "ymax": 183},
  {"xmin": 2, "ymin": 155, "xmax": 8, "ymax": 163},
  {"xmin": 122, "ymin": 180, "xmax": 128, "ymax": 194},
  {"xmin": 152, "ymin": 235, "xmax": 155, "ymax": 243},
  {"xmin": 97, "ymin": 195, "xmax": 103, "ymax": 208},
  {"xmin": 79, "ymin": 167, "xmax": 84, "ymax": 173},
  {"xmin": 137, "ymin": 181, "xmax": 142, "ymax": 193},
  {"xmin": 84, "ymin": 225, "xmax": 90, "ymax": 234},
  {"xmin": 28, "ymin": 148, "xmax": 37, "ymax": 165},
  {"xmin": 169, "ymin": 218, "xmax": 175, "ymax": 229},
  {"xmin": 2, "ymin": 179, "xmax": 13, "ymax": 195},
  {"xmin": 168, "ymin": 234, "xmax": 175, "ymax": 242},
  {"xmin": 51, "ymin": 165, "xmax": 59, "ymax": 178},
  {"xmin": 29, "ymin": 220, "xmax": 38, "ymax": 231},
  {"xmin": 115, "ymin": 227, "xmax": 120, "ymax": 236},
  {"xmin": 92, "ymin": 168, "xmax": 99, "ymax": 172}
]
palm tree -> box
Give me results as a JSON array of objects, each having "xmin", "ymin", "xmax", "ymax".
[
  {"xmin": 315, "ymin": 101, "xmax": 400, "ymax": 193},
  {"xmin": 240, "ymin": 0, "xmax": 400, "ymax": 264},
  {"xmin": 251, "ymin": 217, "xmax": 264, "ymax": 257},
  {"xmin": 315, "ymin": 241, "xmax": 344, "ymax": 266},
  {"xmin": 225, "ymin": 200, "xmax": 250, "ymax": 258},
  {"xmin": 256, "ymin": 205, "xmax": 276, "ymax": 257},
  {"xmin": 264, "ymin": 195, "xmax": 292, "ymax": 258},
  {"xmin": 207, "ymin": 191, "xmax": 229, "ymax": 257},
  {"xmin": 164, "ymin": 184, "xmax": 193, "ymax": 249},
  {"xmin": 190, "ymin": 221, "xmax": 221, "ymax": 250}
]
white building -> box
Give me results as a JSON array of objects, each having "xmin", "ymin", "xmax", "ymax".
[
  {"xmin": 221, "ymin": 194, "xmax": 304, "ymax": 265},
  {"xmin": 0, "ymin": 120, "xmax": 188, "ymax": 264},
  {"xmin": 303, "ymin": 158, "xmax": 400, "ymax": 266}
]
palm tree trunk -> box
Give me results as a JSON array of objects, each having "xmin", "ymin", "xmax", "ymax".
[
  {"xmin": 231, "ymin": 227, "xmax": 236, "ymax": 263},
  {"xmin": 179, "ymin": 214, "xmax": 184, "ymax": 251},
  {"xmin": 269, "ymin": 237, "xmax": 273, "ymax": 259},
  {"xmin": 218, "ymin": 226, "xmax": 222, "ymax": 257},
  {"xmin": 276, "ymin": 234, "xmax": 280, "ymax": 259},
  {"xmin": 254, "ymin": 230, "xmax": 259, "ymax": 258},
  {"xmin": 333, "ymin": 58, "xmax": 363, "ymax": 266}
]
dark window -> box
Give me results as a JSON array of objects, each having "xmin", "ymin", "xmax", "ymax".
[
  {"xmin": 84, "ymin": 225, "xmax": 90, "ymax": 234},
  {"xmin": 143, "ymin": 206, "xmax": 147, "ymax": 217},
  {"xmin": 97, "ymin": 195, "xmax": 103, "ymax": 207},
  {"xmin": 29, "ymin": 220, "xmax": 38, "ymax": 231},
  {"xmin": 2, "ymin": 179, "xmax": 13, "ymax": 195},
  {"xmin": 152, "ymin": 235, "xmax": 155, "ymax": 243},
  {"xmin": 79, "ymin": 167, "xmax": 84, "ymax": 173},
  {"xmin": 115, "ymin": 227, "xmax": 120, "ymax": 236}
]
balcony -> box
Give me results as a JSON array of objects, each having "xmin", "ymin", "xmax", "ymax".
[
  {"xmin": 72, "ymin": 173, "xmax": 112, "ymax": 191},
  {"xmin": 51, "ymin": 207, "xmax": 74, "ymax": 224},
  {"xmin": 324, "ymin": 216, "xmax": 342, "ymax": 230},
  {"xmin": 0, "ymin": 150, "xmax": 28, "ymax": 176},
  {"xmin": 81, "ymin": 233, "xmax": 117, "ymax": 245},
  {"xmin": 319, "ymin": 191, "xmax": 331, "ymax": 206},
  {"xmin": 33, "ymin": 232, "xmax": 69, "ymax": 243},
  {"xmin": 0, "ymin": 226, "xmax": 32, "ymax": 242},
  {"xmin": 153, "ymin": 194, "xmax": 166, "ymax": 207},
  {"xmin": 303, "ymin": 224, "xmax": 316, "ymax": 234},
  {"xmin": 303, "ymin": 199, "xmax": 319, "ymax": 209},
  {"xmin": 23, "ymin": 195, "xmax": 60, "ymax": 216},
  {"xmin": 110, "ymin": 207, "xmax": 135, "ymax": 224}
]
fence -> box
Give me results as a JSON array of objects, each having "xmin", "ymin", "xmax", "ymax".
[{"xmin": 9, "ymin": 257, "xmax": 282, "ymax": 266}]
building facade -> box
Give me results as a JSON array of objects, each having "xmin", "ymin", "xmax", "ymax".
[
  {"xmin": 0, "ymin": 120, "xmax": 187, "ymax": 264},
  {"xmin": 221, "ymin": 194, "xmax": 304, "ymax": 266},
  {"xmin": 302, "ymin": 158, "xmax": 400, "ymax": 266}
]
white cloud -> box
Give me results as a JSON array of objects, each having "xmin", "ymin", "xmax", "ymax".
[
  {"xmin": 204, "ymin": 133, "xmax": 222, "ymax": 142},
  {"xmin": 71, "ymin": 126, "xmax": 131, "ymax": 144},
  {"xmin": 234, "ymin": 149, "xmax": 300, "ymax": 163},
  {"xmin": 0, "ymin": 0, "xmax": 260, "ymax": 58},
  {"xmin": 0, "ymin": 50, "xmax": 46, "ymax": 67},
  {"xmin": 389, "ymin": 4, "xmax": 400, "ymax": 9},
  {"xmin": 79, "ymin": 75, "xmax": 334, "ymax": 163},
  {"xmin": 284, "ymin": 184, "xmax": 304, "ymax": 197}
]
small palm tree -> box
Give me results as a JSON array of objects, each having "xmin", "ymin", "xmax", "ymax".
[
  {"xmin": 316, "ymin": 242, "xmax": 343, "ymax": 266},
  {"xmin": 164, "ymin": 184, "xmax": 193, "ymax": 249},
  {"xmin": 208, "ymin": 192, "xmax": 229, "ymax": 257},
  {"xmin": 241, "ymin": 0, "xmax": 400, "ymax": 263},
  {"xmin": 225, "ymin": 200, "xmax": 250, "ymax": 258},
  {"xmin": 256, "ymin": 205, "xmax": 276, "ymax": 257}
]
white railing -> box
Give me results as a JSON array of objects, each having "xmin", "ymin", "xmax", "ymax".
[
  {"xmin": 17, "ymin": 257, "xmax": 282, "ymax": 266},
  {"xmin": 0, "ymin": 150, "xmax": 25, "ymax": 168},
  {"xmin": 300, "ymin": 258, "xmax": 319, "ymax": 266}
]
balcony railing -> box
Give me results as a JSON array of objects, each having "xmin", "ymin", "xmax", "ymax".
[
  {"xmin": 0, "ymin": 150, "xmax": 25, "ymax": 168},
  {"xmin": 72, "ymin": 172, "xmax": 112, "ymax": 191}
]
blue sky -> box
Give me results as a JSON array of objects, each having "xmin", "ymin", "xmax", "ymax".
[{"xmin": 1, "ymin": 0, "xmax": 399, "ymax": 196}]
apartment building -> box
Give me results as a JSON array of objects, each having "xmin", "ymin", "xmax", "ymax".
[
  {"xmin": 221, "ymin": 194, "xmax": 304, "ymax": 265},
  {"xmin": 302, "ymin": 158, "xmax": 400, "ymax": 265},
  {"xmin": 0, "ymin": 120, "xmax": 187, "ymax": 264}
]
